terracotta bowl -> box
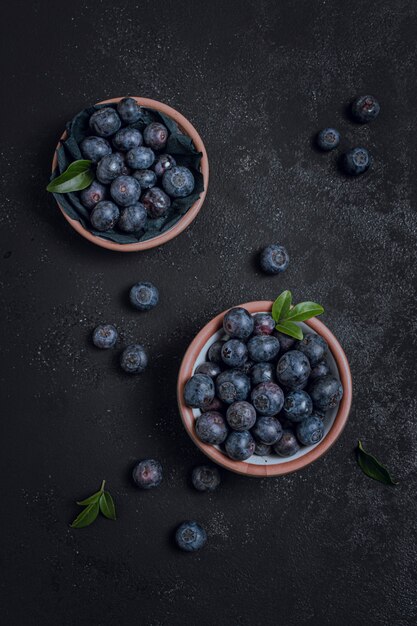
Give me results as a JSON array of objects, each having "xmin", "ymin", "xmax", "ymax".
[
  {"xmin": 177, "ymin": 301, "xmax": 352, "ymax": 477},
  {"xmin": 51, "ymin": 97, "xmax": 209, "ymax": 252}
]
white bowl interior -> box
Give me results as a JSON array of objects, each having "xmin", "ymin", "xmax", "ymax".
[{"xmin": 191, "ymin": 316, "xmax": 340, "ymax": 465}]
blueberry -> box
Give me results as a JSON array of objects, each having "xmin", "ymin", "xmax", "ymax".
[
  {"xmin": 80, "ymin": 180, "xmax": 107, "ymax": 210},
  {"xmin": 92, "ymin": 324, "xmax": 118, "ymax": 349},
  {"xmin": 117, "ymin": 97, "xmax": 142, "ymax": 124},
  {"xmin": 236, "ymin": 360, "xmax": 254, "ymax": 376},
  {"xmin": 132, "ymin": 169, "xmax": 157, "ymax": 190},
  {"xmin": 253, "ymin": 313, "xmax": 275, "ymax": 336},
  {"xmin": 226, "ymin": 401, "xmax": 256, "ymax": 431},
  {"xmin": 296, "ymin": 333, "xmax": 327, "ymax": 367},
  {"xmin": 126, "ymin": 146, "xmax": 155, "ymax": 170},
  {"xmin": 162, "ymin": 166, "xmax": 195, "ymax": 198},
  {"xmin": 195, "ymin": 411, "xmax": 228, "ymax": 445},
  {"xmin": 276, "ymin": 350, "xmax": 311, "ymax": 390},
  {"xmin": 273, "ymin": 429, "xmax": 300, "ymax": 457},
  {"xmin": 143, "ymin": 122, "xmax": 169, "ymax": 151},
  {"xmin": 273, "ymin": 331, "xmax": 295, "ymax": 352},
  {"xmin": 247, "ymin": 335, "xmax": 280, "ymax": 363},
  {"xmin": 342, "ymin": 147, "xmax": 372, "ymax": 176},
  {"xmin": 80, "ymin": 136, "xmax": 112, "ymax": 163},
  {"xmin": 207, "ymin": 340, "xmax": 226, "ymax": 364},
  {"xmin": 114, "ymin": 152, "xmax": 132, "ymax": 176},
  {"xmin": 90, "ymin": 201, "xmax": 120, "ymax": 231},
  {"xmin": 118, "ymin": 203, "xmax": 147, "ymax": 233},
  {"xmin": 283, "ymin": 390, "xmax": 313, "ymax": 423},
  {"xmin": 251, "ymin": 362, "xmax": 276, "ymax": 386},
  {"xmin": 120, "ymin": 344, "xmax": 148, "ymax": 374},
  {"xmin": 216, "ymin": 369, "xmax": 251, "ymax": 405},
  {"xmin": 154, "ymin": 154, "xmax": 177, "ymax": 177},
  {"xmin": 191, "ymin": 465, "xmax": 221, "ymax": 492},
  {"xmin": 252, "ymin": 416, "xmax": 282, "ymax": 445},
  {"xmin": 351, "ymin": 95, "xmax": 380, "ymax": 123},
  {"xmin": 316, "ymin": 128, "xmax": 340, "ymax": 151},
  {"xmin": 225, "ymin": 430, "xmax": 255, "ymax": 461},
  {"xmin": 254, "ymin": 442, "xmax": 272, "ymax": 456},
  {"xmin": 309, "ymin": 360, "xmax": 330, "ymax": 381},
  {"xmin": 201, "ymin": 397, "xmax": 225, "ymax": 413},
  {"xmin": 129, "ymin": 281, "xmax": 159, "ymax": 311},
  {"xmin": 112, "ymin": 127, "xmax": 143, "ymax": 151},
  {"xmin": 251, "ymin": 382, "xmax": 284, "ymax": 416},
  {"xmin": 175, "ymin": 521, "xmax": 207, "ymax": 552},
  {"xmin": 89, "ymin": 107, "xmax": 121, "ymax": 137},
  {"xmin": 141, "ymin": 187, "xmax": 171, "ymax": 219},
  {"xmin": 184, "ymin": 374, "xmax": 215, "ymax": 409},
  {"xmin": 308, "ymin": 375, "xmax": 343, "ymax": 411},
  {"xmin": 223, "ymin": 307, "xmax": 254, "ymax": 340},
  {"xmin": 221, "ymin": 339, "xmax": 248, "ymax": 368},
  {"xmin": 260, "ymin": 244, "xmax": 289, "ymax": 274},
  {"xmin": 96, "ymin": 153, "xmax": 124, "ymax": 184},
  {"xmin": 110, "ymin": 175, "xmax": 141, "ymax": 207},
  {"xmin": 132, "ymin": 459, "xmax": 163, "ymax": 489},
  {"xmin": 296, "ymin": 416, "xmax": 324, "ymax": 446},
  {"xmin": 195, "ymin": 362, "xmax": 222, "ymax": 378}
]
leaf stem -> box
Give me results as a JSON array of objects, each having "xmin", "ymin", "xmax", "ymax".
[{"xmin": 100, "ymin": 480, "xmax": 106, "ymax": 492}]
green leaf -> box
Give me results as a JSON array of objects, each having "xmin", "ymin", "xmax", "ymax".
[
  {"xmin": 275, "ymin": 321, "xmax": 303, "ymax": 340},
  {"xmin": 356, "ymin": 440, "xmax": 398, "ymax": 485},
  {"xmin": 70, "ymin": 501, "xmax": 100, "ymax": 528},
  {"xmin": 282, "ymin": 301, "xmax": 324, "ymax": 323},
  {"xmin": 272, "ymin": 291, "xmax": 292, "ymax": 322},
  {"xmin": 76, "ymin": 490, "xmax": 102, "ymax": 506},
  {"xmin": 47, "ymin": 159, "xmax": 94, "ymax": 193},
  {"xmin": 99, "ymin": 492, "xmax": 116, "ymax": 520}
]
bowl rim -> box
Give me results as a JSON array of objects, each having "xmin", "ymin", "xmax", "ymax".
[
  {"xmin": 177, "ymin": 301, "xmax": 352, "ymax": 477},
  {"xmin": 51, "ymin": 96, "xmax": 209, "ymax": 252}
]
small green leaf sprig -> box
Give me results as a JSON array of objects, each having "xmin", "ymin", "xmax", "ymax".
[
  {"xmin": 356, "ymin": 440, "xmax": 398, "ymax": 485},
  {"xmin": 70, "ymin": 480, "xmax": 116, "ymax": 529},
  {"xmin": 271, "ymin": 290, "xmax": 324, "ymax": 340},
  {"xmin": 47, "ymin": 159, "xmax": 94, "ymax": 193}
]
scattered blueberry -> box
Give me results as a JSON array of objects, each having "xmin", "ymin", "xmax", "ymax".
[
  {"xmin": 273, "ymin": 429, "xmax": 300, "ymax": 457},
  {"xmin": 223, "ymin": 307, "xmax": 254, "ymax": 340},
  {"xmin": 253, "ymin": 313, "xmax": 275, "ymax": 336},
  {"xmin": 141, "ymin": 187, "xmax": 171, "ymax": 219},
  {"xmin": 276, "ymin": 350, "xmax": 311, "ymax": 390},
  {"xmin": 195, "ymin": 411, "xmax": 228, "ymax": 445},
  {"xmin": 273, "ymin": 330, "xmax": 295, "ymax": 352},
  {"xmin": 117, "ymin": 97, "xmax": 142, "ymax": 124},
  {"xmin": 90, "ymin": 201, "xmax": 120, "ymax": 231},
  {"xmin": 175, "ymin": 521, "xmax": 207, "ymax": 552},
  {"xmin": 309, "ymin": 360, "xmax": 331, "ymax": 381},
  {"xmin": 154, "ymin": 154, "xmax": 176, "ymax": 177},
  {"xmin": 120, "ymin": 344, "xmax": 148, "ymax": 374},
  {"xmin": 221, "ymin": 339, "xmax": 248, "ymax": 368},
  {"xmin": 251, "ymin": 382, "xmax": 284, "ymax": 416},
  {"xmin": 132, "ymin": 169, "xmax": 157, "ymax": 190},
  {"xmin": 89, "ymin": 107, "xmax": 121, "ymax": 137},
  {"xmin": 252, "ymin": 416, "xmax": 283, "ymax": 446},
  {"xmin": 226, "ymin": 401, "xmax": 256, "ymax": 431},
  {"xmin": 260, "ymin": 244, "xmax": 289, "ymax": 274},
  {"xmin": 225, "ymin": 430, "xmax": 256, "ymax": 461},
  {"xmin": 132, "ymin": 459, "xmax": 163, "ymax": 489},
  {"xmin": 162, "ymin": 166, "xmax": 195, "ymax": 198},
  {"xmin": 113, "ymin": 127, "xmax": 143, "ymax": 151},
  {"xmin": 184, "ymin": 374, "xmax": 215, "ymax": 409},
  {"xmin": 216, "ymin": 369, "xmax": 251, "ymax": 404},
  {"xmin": 195, "ymin": 362, "xmax": 222, "ymax": 378},
  {"xmin": 110, "ymin": 175, "xmax": 141, "ymax": 207},
  {"xmin": 80, "ymin": 136, "xmax": 112, "ymax": 163},
  {"xmin": 118, "ymin": 203, "xmax": 147, "ymax": 233},
  {"xmin": 316, "ymin": 128, "xmax": 340, "ymax": 151},
  {"xmin": 296, "ymin": 333, "xmax": 327, "ymax": 367},
  {"xmin": 247, "ymin": 335, "xmax": 280, "ymax": 363},
  {"xmin": 351, "ymin": 95, "xmax": 380, "ymax": 123},
  {"xmin": 143, "ymin": 122, "xmax": 169, "ymax": 151},
  {"xmin": 250, "ymin": 362, "xmax": 276, "ymax": 386},
  {"xmin": 342, "ymin": 147, "xmax": 372, "ymax": 176},
  {"xmin": 129, "ymin": 281, "xmax": 159, "ymax": 311},
  {"xmin": 254, "ymin": 442, "xmax": 272, "ymax": 456},
  {"xmin": 296, "ymin": 415, "xmax": 324, "ymax": 446},
  {"xmin": 96, "ymin": 153, "xmax": 124, "ymax": 184},
  {"xmin": 80, "ymin": 180, "xmax": 107, "ymax": 210},
  {"xmin": 283, "ymin": 390, "xmax": 313, "ymax": 423},
  {"xmin": 92, "ymin": 324, "xmax": 118, "ymax": 349},
  {"xmin": 126, "ymin": 146, "xmax": 155, "ymax": 170},
  {"xmin": 207, "ymin": 340, "xmax": 226, "ymax": 364},
  {"xmin": 191, "ymin": 465, "xmax": 221, "ymax": 492},
  {"xmin": 308, "ymin": 375, "xmax": 343, "ymax": 410}
]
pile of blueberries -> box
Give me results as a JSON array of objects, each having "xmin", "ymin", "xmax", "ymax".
[
  {"xmin": 316, "ymin": 94, "xmax": 380, "ymax": 175},
  {"xmin": 79, "ymin": 98, "xmax": 195, "ymax": 233},
  {"xmin": 183, "ymin": 307, "xmax": 344, "ymax": 462}
]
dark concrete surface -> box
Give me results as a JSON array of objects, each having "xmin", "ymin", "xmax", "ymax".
[{"xmin": 1, "ymin": 1, "xmax": 416, "ymax": 625}]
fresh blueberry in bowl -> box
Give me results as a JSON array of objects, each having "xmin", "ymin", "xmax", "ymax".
[
  {"xmin": 247, "ymin": 335, "xmax": 280, "ymax": 363},
  {"xmin": 309, "ymin": 360, "xmax": 330, "ymax": 380},
  {"xmin": 260, "ymin": 244, "xmax": 289, "ymax": 274},
  {"xmin": 251, "ymin": 382, "xmax": 284, "ymax": 416},
  {"xmin": 273, "ymin": 429, "xmax": 300, "ymax": 457},
  {"xmin": 120, "ymin": 344, "xmax": 148, "ymax": 374},
  {"xmin": 273, "ymin": 330, "xmax": 295, "ymax": 352},
  {"xmin": 276, "ymin": 350, "xmax": 311, "ymax": 390},
  {"xmin": 207, "ymin": 340, "xmax": 226, "ymax": 364},
  {"xmin": 253, "ymin": 313, "xmax": 275, "ymax": 336},
  {"xmin": 80, "ymin": 180, "xmax": 107, "ymax": 210},
  {"xmin": 195, "ymin": 362, "xmax": 222, "ymax": 378},
  {"xmin": 225, "ymin": 430, "xmax": 255, "ymax": 461},
  {"xmin": 118, "ymin": 203, "xmax": 147, "ymax": 233},
  {"xmin": 308, "ymin": 375, "xmax": 343, "ymax": 411},
  {"xmin": 216, "ymin": 369, "xmax": 251, "ymax": 404},
  {"xmin": 191, "ymin": 465, "xmax": 221, "ymax": 492},
  {"xmin": 92, "ymin": 324, "xmax": 118, "ymax": 349},
  {"xmin": 316, "ymin": 128, "xmax": 340, "ymax": 151},
  {"xmin": 126, "ymin": 146, "xmax": 155, "ymax": 170},
  {"xmin": 184, "ymin": 374, "xmax": 215, "ymax": 409},
  {"xmin": 175, "ymin": 521, "xmax": 207, "ymax": 552},
  {"xmin": 112, "ymin": 127, "xmax": 143, "ymax": 151},
  {"xmin": 154, "ymin": 154, "xmax": 176, "ymax": 177},
  {"xmin": 252, "ymin": 416, "xmax": 283, "ymax": 445},
  {"xmin": 283, "ymin": 390, "xmax": 313, "ymax": 423},
  {"xmin": 250, "ymin": 362, "xmax": 276, "ymax": 386},
  {"xmin": 110, "ymin": 175, "xmax": 141, "ymax": 207},
  {"xmin": 132, "ymin": 459, "xmax": 163, "ymax": 489},
  {"xmin": 223, "ymin": 307, "xmax": 254, "ymax": 340},
  {"xmin": 162, "ymin": 166, "xmax": 195, "ymax": 198},
  {"xmin": 226, "ymin": 401, "xmax": 257, "ymax": 431},
  {"xmin": 254, "ymin": 442, "xmax": 272, "ymax": 456},
  {"xmin": 351, "ymin": 95, "xmax": 380, "ymax": 123},
  {"xmin": 132, "ymin": 169, "xmax": 157, "ymax": 190},
  {"xmin": 201, "ymin": 397, "xmax": 225, "ymax": 413},
  {"xmin": 89, "ymin": 107, "xmax": 121, "ymax": 137},
  {"xmin": 80, "ymin": 136, "xmax": 112, "ymax": 163},
  {"xmin": 195, "ymin": 411, "xmax": 228, "ymax": 445},
  {"xmin": 141, "ymin": 187, "xmax": 171, "ymax": 219},
  {"xmin": 96, "ymin": 153, "xmax": 124, "ymax": 184},
  {"xmin": 90, "ymin": 201, "xmax": 120, "ymax": 231},
  {"xmin": 341, "ymin": 147, "xmax": 372, "ymax": 176},
  {"xmin": 296, "ymin": 332, "xmax": 327, "ymax": 367},
  {"xmin": 143, "ymin": 122, "xmax": 169, "ymax": 151},
  {"xmin": 117, "ymin": 97, "xmax": 142, "ymax": 124},
  {"xmin": 129, "ymin": 281, "xmax": 159, "ymax": 311},
  {"xmin": 221, "ymin": 339, "xmax": 248, "ymax": 368},
  {"xmin": 296, "ymin": 415, "xmax": 324, "ymax": 446}
]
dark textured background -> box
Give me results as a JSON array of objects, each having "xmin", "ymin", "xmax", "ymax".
[{"xmin": 1, "ymin": 1, "xmax": 416, "ymax": 625}]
